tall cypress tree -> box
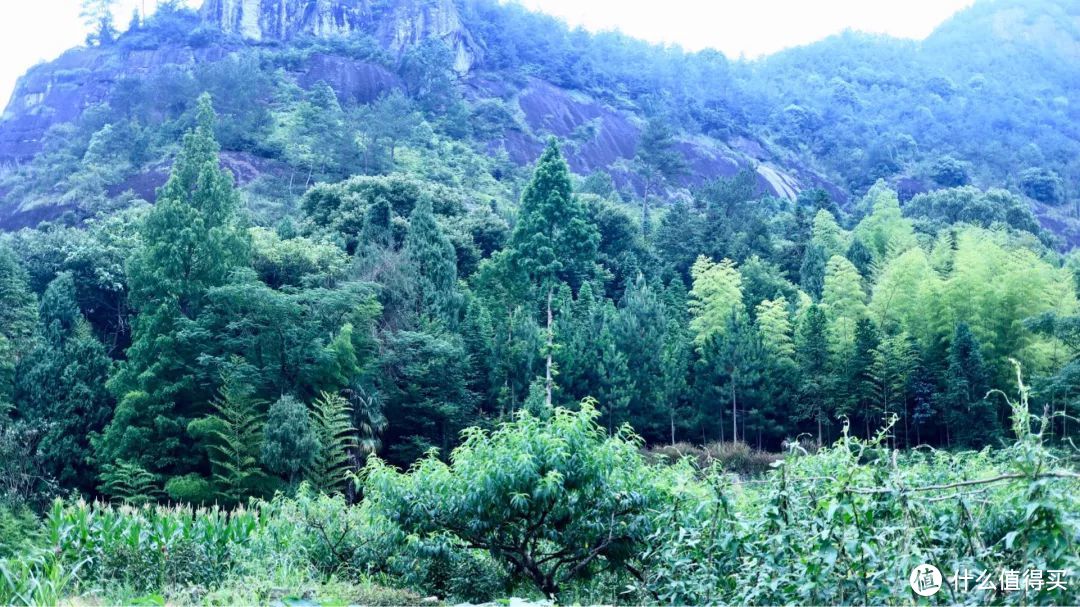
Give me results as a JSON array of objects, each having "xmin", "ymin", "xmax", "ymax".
[
  {"xmin": 403, "ymin": 197, "xmax": 458, "ymax": 325},
  {"xmin": 506, "ymin": 138, "xmax": 598, "ymax": 407},
  {"xmin": 96, "ymin": 93, "xmax": 249, "ymax": 477}
]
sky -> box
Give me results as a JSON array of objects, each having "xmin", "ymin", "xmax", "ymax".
[{"xmin": 0, "ymin": 0, "xmax": 974, "ymax": 113}]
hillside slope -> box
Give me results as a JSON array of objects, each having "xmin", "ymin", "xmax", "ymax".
[{"xmin": 0, "ymin": 0, "xmax": 1078, "ymax": 243}]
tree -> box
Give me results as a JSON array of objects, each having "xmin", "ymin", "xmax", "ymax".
[
  {"xmin": 613, "ymin": 275, "xmax": 669, "ymax": 441},
  {"xmin": 15, "ymin": 273, "xmax": 112, "ymax": 495},
  {"xmin": 796, "ymin": 304, "xmax": 830, "ymax": 443},
  {"xmin": 1019, "ymin": 168, "xmax": 1064, "ymax": 205},
  {"xmin": 359, "ymin": 90, "xmax": 421, "ymax": 168},
  {"xmin": 852, "ymin": 183, "xmax": 916, "ymax": 264},
  {"xmin": 364, "ymin": 401, "xmax": 664, "ymax": 599},
  {"xmin": 942, "ymin": 323, "xmax": 993, "ymax": 446},
  {"xmin": 505, "ymin": 138, "xmax": 599, "ymax": 407},
  {"xmin": 379, "ymin": 330, "xmax": 474, "ymax": 465},
  {"xmin": 0, "ymin": 245, "xmax": 37, "ymax": 410},
  {"xmin": 634, "ymin": 118, "xmax": 686, "ymax": 234},
  {"xmin": 821, "ymin": 255, "xmax": 867, "ymax": 355},
  {"xmin": 756, "ymin": 297, "xmax": 795, "ymax": 360},
  {"xmin": 688, "ymin": 256, "xmax": 743, "ymax": 347},
  {"xmin": 261, "ymin": 395, "xmax": 321, "ymax": 488},
  {"xmin": 81, "ymin": 0, "xmax": 117, "ymax": 46},
  {"xmin": 97, "ymin": 94, "xmax": 249, "ymax": 477},
  {"xmin": 404, "ymin": 197, "xmax": 459, "ymax": 325},
  {"xmin": 698, "ymin": 313, "xmax": 764, "ymax": 444},
  {"xmin": 869, "ymin": 331, "xmax": 918, "ymax": 447},
  {"xmin": 799, "ymin": 243, "xmax": 827, "ymax": 299}
]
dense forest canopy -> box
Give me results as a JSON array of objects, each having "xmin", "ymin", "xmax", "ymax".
[{"xmin": 1, "ymin": 0, "xmax": 1080, "ymax": 604}]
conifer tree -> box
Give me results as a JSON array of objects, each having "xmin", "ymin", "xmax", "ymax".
[
  {"xmin": 0, "ymin": 244, "xmax": 37, "ymax": 410},
  {"xmin": 97, "ymin": 93, "xmax": 249, "ymax": 477},
  {"xmin": 943, "ymin": 322, "xmax": 993, "ymax": 445},
  {"xmin": 507, "ymin": 138, "xmax": 598, "ymax": 407},
  {"xmin": 796, "ymin": 304, "xmax": 831, "ymax": 443},
  {"xmin": 404, "ymin": 197, "xmax": 459, "ymax": 324}
]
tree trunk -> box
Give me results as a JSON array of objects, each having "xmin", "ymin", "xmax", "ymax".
[
  {"xmin": 731, "ymin": 375, "xmax": 738, "ymax": 444},
  {"xmin": 641, "ymin": 181, "xmax": 650, "ymax": 238},
  {"xmin": 670, "ymin": 408, "xmax": 676, "ymax": 446},
  {"xmin": 545, "ymin": 286, "xmax": 554, "ymax": 409}
]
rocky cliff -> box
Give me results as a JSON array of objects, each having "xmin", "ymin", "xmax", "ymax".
[{"xmin": 200, "ymin": 0, "xmax": 481, "ymax": 73}]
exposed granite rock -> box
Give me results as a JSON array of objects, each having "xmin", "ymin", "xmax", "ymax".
[
  {"xmin": 297, "ymin": 53, "xmax": 402, "ymax": 104},
  {"xmin": 200, "ymin": 0, "xmax": 481, "ymax": 73}
]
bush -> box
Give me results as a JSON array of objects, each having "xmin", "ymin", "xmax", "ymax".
[{"xmin": 364, "ymin": 400, "xmax": 666, "ymax": 599}]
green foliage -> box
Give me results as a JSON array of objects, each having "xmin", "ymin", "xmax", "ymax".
[
  {"xmin": 261, "ymin": 395, "xmax": 321, "ymax": 487},
  {"xmin": 308, "ymin": 392, "xmax": 357, "ymax": 494},
  {"xmin": 98, "ymin": 461, "xmax": 162, "ymax": 506},
  {"xmin": 688, "ymin": 256, "xmax": 743, "ymax": 347},
  {"xmin": 97, "ymin": 93, "xmax": 249, "ymax": 476},
  {"xmin": 198, "ymin": 372, "xmax": 268, "ymax": 504},
  {"xmin": 364, "ymin": 400, "xmax": 663, "ymax": 598}
]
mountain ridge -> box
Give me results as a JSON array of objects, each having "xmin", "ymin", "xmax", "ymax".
[{"xmin": 0, "ymin": 0, "xmax": 1077, "ymax": 244}]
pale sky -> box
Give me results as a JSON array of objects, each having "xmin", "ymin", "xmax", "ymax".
[{"xmin": 0, "ymin": 0, "xmax": 974, "ymax": 113}]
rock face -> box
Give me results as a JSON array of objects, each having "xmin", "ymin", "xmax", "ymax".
[{"xmin": 200, "ymin": 0, "xmax": 481, "ymax": 73}]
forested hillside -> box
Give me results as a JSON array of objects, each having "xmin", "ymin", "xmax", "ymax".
[{"xmin": 1, "ymin": 0, "xmax": 1080, "ymax": 604}]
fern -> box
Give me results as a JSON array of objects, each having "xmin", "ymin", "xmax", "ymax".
[
  {"xmin": 307, "ymin": 391, "xmax": 357, "ymax": 494},
  {"xmin": 206, "ymin": 374, "xmax": 266, "ymax": 504},
  {"xmin": 98, "ymin": 461, "xmax": 162, "ymax": 505}
]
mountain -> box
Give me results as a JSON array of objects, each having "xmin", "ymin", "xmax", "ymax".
[{"xmin": 0, "ymin": 0, "xmax": 1078, "ymax": 242}]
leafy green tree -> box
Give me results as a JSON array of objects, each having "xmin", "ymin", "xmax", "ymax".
[
  {"xmin": 97, "ymin": 94, "xmax": 249, "ymax": 477},
  {"xmin": 756, "ymin": 297, "xmax": 795, "ymax": 360},
  {"xmin": 810, "ymin": 209, "xmax": 849, "ymax": 259},
  {"xmin": 821, "ymin": 255, "xmax": 867, "ymax": 355},
  {"xmin": 261, "ymin": 395, "xmax": 321, "ymax": 488},
  {"xmin": 15, "ymin": 273, "xmax": 112, "ymax": 495},
  {"xmin": 357, "ymin": 90, "xmax": 421, "ymax": 168},
  {"xmin": 852, "ymin": 183, "xmax": 916, "ymax": 264},
  {"xmin": 364, "ymin": 401, "xmax": 664, "ymax": 599},
  {"xmin": 688, "ymin": 256, "xmax": 743, "ymax": 347}
]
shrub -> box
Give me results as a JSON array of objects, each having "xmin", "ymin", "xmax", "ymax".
[{"xmin": 364, "ymin": 400, "xmax": 666, "ymax": 599}]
